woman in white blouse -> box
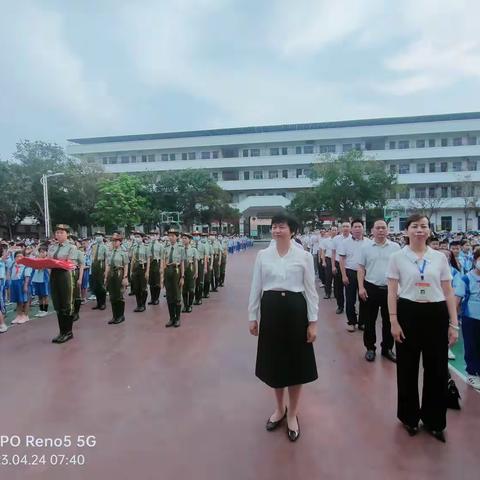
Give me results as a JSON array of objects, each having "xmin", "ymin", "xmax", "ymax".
[
  {"xmin": 387, "ymin": 214, "xmax": 459, "ymax": 443},
  {"xmin": 248, "ymin": 213, "xmax": 318, "ymax": 442}
]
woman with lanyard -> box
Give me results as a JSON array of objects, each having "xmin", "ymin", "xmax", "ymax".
[
  {"xmin": 248, "ymin": 213, "xmax": 318, "ymax": 442},
  {"xmin": 387, "ymin": 214, "xmax": 459, "ymax": 442}
]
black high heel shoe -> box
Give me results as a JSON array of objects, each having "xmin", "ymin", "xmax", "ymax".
[
  {"xmin": 266, "ymin": 408, "xmax": 287, "ymax": 431},
  {"xmin": 287, "ymin": 416, "xmax": 300, "ymax": 442},
  {"xmin": 423, "ymin": 425, "xmax": 446, "ymax": 443},
  {"xmin": 402, "ymin": 423, "xmax": 419, "ymax": 437}
]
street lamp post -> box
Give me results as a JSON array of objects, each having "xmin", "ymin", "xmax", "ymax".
[{"xmin": 40, "ymin": 172, "xmax": 64, "ymax": 239}]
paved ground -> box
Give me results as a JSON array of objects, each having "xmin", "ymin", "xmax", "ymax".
[{"xmin": 0, "ymin": 245, "xmax": 479, "ymax": 480}]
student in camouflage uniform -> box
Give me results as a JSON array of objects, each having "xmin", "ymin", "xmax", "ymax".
[
  {"xmin": 104, "ymin": 232, "xmax": 129, "ymax": 324},
  {"xmin": 147, "ymin": 231, "xmax": 164, "ymax": 305},
  {"xmin": 163, "ymin": 229, "xmax": 185, "ymax": 327},
  {"xmin": 48, "ymin": 224, "xmax": 77, "ymax": 344},
  {"xmin": 90, "ymin": 232, "xmax": 108, "ymax": 310},
  {"xmin": 210, "ymin": 233, "xmax": 222, "ymax": 292},
  {"xmin": 193, "ymin": 231, "xmax": 208, "ymax": 305},
  {"xmin": 181, "ymin": 233, "xmax": 197, "ymax": 313},
  {"xmin": 218, "ymin": 234, "xmax": 229, "ymax": 287},
  {"xmin": 70, "ymin": 236, "xmax": 85, "ymax": 322},
  {"xmin": 202, "ymin": 233, "xmax": 213, "ymax": 299},
  {"xmin": 130, "ymin": 231, "xmax": 151, "ymax": 312}
]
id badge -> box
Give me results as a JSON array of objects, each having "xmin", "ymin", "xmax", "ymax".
[{"xmin": 415, "ymin": 282, "xmax": 432, "ymax": 302}]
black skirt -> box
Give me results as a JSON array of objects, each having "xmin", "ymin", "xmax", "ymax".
[{"xmin": 255, "ymin": 290, "xmax": 318, "ymax": 388}]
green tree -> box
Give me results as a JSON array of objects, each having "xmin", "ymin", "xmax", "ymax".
[
  {"xmin": 93, "ymin": 174, "xmax": 148, "ymax": 232},
  {"xmin": 310, "ymin": 150, "xmax": 397, "ymax": 219},
  {"xmin": 287, "ymin": 189, "xmax": 326, "ymax": 228}
]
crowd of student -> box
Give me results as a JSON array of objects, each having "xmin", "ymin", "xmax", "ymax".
[
  {"xmin": 0, "ymin": 233, "xmax": 253, "ymax": 337},
  {"xmin": 300, "ymin": 223, "xmax": 480, "ymax": 393}
]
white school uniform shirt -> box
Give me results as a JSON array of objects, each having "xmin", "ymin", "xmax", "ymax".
[
  {"xmin": 248, "ymin": 244, "xmax": 319, "ymax": 323},
  {"xmin": 358, "ymin": 239, "xmax": 401, "ymax": 286},
  {"xmin": 332, "ymin": 234, "xmax": 350, "ymax": 262},
  {"xmin": 321, "ymin": 237, "xmax": 334, "ymax": 258},
  {"xmin": 337, "ymin": 236, "xmax": 373, "ymax": 271},
  {"xmin": 386, "ymin": 246, "xmax": 452, "ymax": 302}
]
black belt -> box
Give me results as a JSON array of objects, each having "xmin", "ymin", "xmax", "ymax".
[
  {"xmin": 365, "ymin": 280, "xmax": 387, "ymax": 290},
  {"xmin": 264, "ymin": 290, "xmax": 303, "ymax": 297}
]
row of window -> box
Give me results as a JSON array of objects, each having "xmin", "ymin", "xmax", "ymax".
[
  {"xmin": 389, "ymin": 136, "xmax": 477, "ymax": 150},
  {"xmin": 392, "ymin": 184, "xmax": 476, "ymax": 199},
  {"xmin": 390, "ymin": 160, "xmax": 478, "ymax": 174},
  {"xmin": 211, "ymin": 168, "xmax": 310, "ymax": 181}
]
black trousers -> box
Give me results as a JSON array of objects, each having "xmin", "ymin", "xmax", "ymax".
[
  {"xmin": 333, "ymin": 261, "xmax": 344, "ymax": 309},
  {"xmin": 345, "ymin": 268, "xmax": 366, "ymax": 326},
  {"xmin": 363, "ymin": 281, "xmax": 394, "ymax": 351},
  {"xmin": 396, "ymin": 299, "xmax": 449, "ymax": 431},
  {"xmin": 323, "ymin": 257, "xmax": 333, "ymax": 297},
  {"xmin": 317, "ymin": 254, "xmax": 325, "ymax": 283}
]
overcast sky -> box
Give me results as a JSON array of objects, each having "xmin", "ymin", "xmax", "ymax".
[{"xmin": 1, "ymin": 0, "xmax": 480, "ymax": 159}]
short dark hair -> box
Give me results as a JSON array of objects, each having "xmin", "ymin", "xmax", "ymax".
[
  {"xmin": 474, "ymin": 249, "xmax": 480, "ymax": 261},
  {"xmin": 351, "ymin": 218, "xmax": 364, "ymax": 227},
  {"xmin": 14, "ymin": 250, "xmax": 24, "ymax": 258},
  {"xmin": 372, "ymin": 218, "xmax": 387, "ymax": 226},
  {"xmin": 405, "ymin": 213, "xmax": 429, "ymax": 230},
  {"xmin": 449, "ymin": 241, "xmax": 461, "ymax": 247},
  {"xmin": 271, "ymin": 213, "xmax": 299, "ymax": 235},
  {"xmin": 430, "ymin": 236, "xmax": 439, "ymax": 242}
]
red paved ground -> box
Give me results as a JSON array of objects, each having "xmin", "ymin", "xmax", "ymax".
[{"xmin": 0, "ymin": 245, "xmax": 479, "ymax": 480}]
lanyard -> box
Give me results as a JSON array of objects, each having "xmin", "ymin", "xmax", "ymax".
[{"xmin": 416, "ymin": 259, "xmax": 427, "ymax": 281}]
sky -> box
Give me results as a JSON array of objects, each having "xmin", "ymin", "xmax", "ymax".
[{"xmin": 1, "ymin": 0, "xmax": 480, "ymax": 159}]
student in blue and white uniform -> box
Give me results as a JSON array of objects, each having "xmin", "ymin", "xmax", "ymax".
[
  {"xmin": 0, "ymin": 245, "xmax": 8, "ymax": 333},
  {"xmin": 10, "ymin": 250, "xmax": 33, "ymax": 325},
  {"xmin": 454, "ymin": 248, "xmax": 480, "ymax": 391},
  {"xmin": 31, "ymin": 245, "xmax": 50, "ymax": 318},
  {"xmin": 81, "ymin": 238, "xmax": 91, "ymax": 303},
  {"xmin": 458, "ymin": 241, "xmax": 473, "ymax": 274}
]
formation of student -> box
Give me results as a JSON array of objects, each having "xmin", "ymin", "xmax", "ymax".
[
  {"xmin": 0, "ymin": 226, "xmax": 253, "ymax": 342},
  {"xmin": 252, "ymin": 214, "xmax": 478, "ymax": 444}
]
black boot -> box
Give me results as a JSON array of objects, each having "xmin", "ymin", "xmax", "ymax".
[
  {"xmin": 52, "ymin": 313, "xmax": 64, "ymax": 343},
  {"xmin": 108, "ymin": 302, "xmax": 117, "ymax": 324},
  {"xmin": 174, "ymin": 304, "xmax": 181, "ymax": 327},
  {"xmin": 165, "ymin": 303, "xmax": 175, "ymax": 327},
  {"xmin": 72, "ymin": 299, "xmax": 81, "ymax": 322},
  {"xmin": 182, "ymin": 293, "xmax": 188, "ymax": 313},
  {"xmin": 115, "ymin": 301, "xmax": 125, "ymax": 324},
  {"xmin": 188, "ymin": 291, "xmax": 194, "ymax": 312},
  {"xmin": 134, "ymin": 293, "xmax": 144, "ymax": 312},
  {"xmin": 142, "ymin": 291, "xmax": 148, "ymax": 308}
]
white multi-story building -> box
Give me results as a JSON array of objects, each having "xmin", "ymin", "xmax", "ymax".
[{"xmin": 66, "ymin": 112, "xmax": 480, "ymax": 234}]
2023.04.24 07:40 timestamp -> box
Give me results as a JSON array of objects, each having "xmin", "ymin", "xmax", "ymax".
[{"xmin": 1, "ymin": 454, "xmax": 86, "ymax": 467}]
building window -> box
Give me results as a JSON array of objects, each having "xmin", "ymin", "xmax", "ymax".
[
  {"xmin": 342, "ymin": 144, "xmax": 352, "ymax": 153},
  {"xmin": 141, "ymin": 155, "xmax": 147, "ymax": 163},
  {"xmin": 399, "ymin": 140, "xmax": 409, "ymax": 149},
  {"xmin": 441, "ymin": 186, "xmax": 449, "ymax": 198},
  {"xmin": 268, "ymin": 170, "xmax": 279, "ymax": 179},
  {"xmin": 253, "ymin": 170, "xmax": 263, "ymax": 180},
  {"xmin": 295, "ymin": 146, "xmax": 302, "ymax": 154},
  {"xmin": 441, "ymin": 138, "xmax": 448, "ymax": 147},
  {"xmin": 354, "ymin": 143, "xmax": 362, "ymax": 150},
  {"xmin": 242, "ymin": 149, "xmax": 249, "ymax": 157},
  {"xmin": 282, "ymin": 169, "xmax": 288, "ymax": 178},
  {"xmin": 399, "ymin": 164, "xmax": 410, "ymax": 174},
  {"xmin": 222, "ymin": 148, "xmax": 238, "ymax": 158},
  {"xmin": 131, "ymin": 155, "xmax": 137, "ymax": 163},
  {"xmin": 320, "ymin": 145, "xmax": 336, "ymax": 154},
  {"xmin": 188, "ymin": 152, "xmax": 196, "ymax": 160},
  {"xmin": 201, "ymin": 152, "xmax": 211, "ymax": 159},
  {"xmin": 428, "ymin": 186, "xmax": 436, "ymax": 198},
  {"xmin": 161, "ymin": 154, "xmax": 168, "ymax": 161},
  {"xmin": 303, "ymin": 145, "xmax": 314, "ymax": 154},
  {"xmin": 441, "ymin": 216, "xmax": 452, "ymax": 231},
  {"xmin": 102, "ymin": 157, "xmax": 108, "ymax": 165},
  {"xmin": 440, "ymin": 162, "xmax": 448, "ymax": 172},
  {"xmin": 429, "ymin": 162, "xmax": 436, "ymax": 173},
  {"xmin": 468, "ymin": 159, "xmax": 477, "ymax": 171},
  {"xmin": 270, "ymin": 148, "xmax": 279, "ymax": 156},
  {"xmin": 453, "ymin": 160, "xmax": 462, "ymax": 172},
  {"xmin": 453, "ymin": 137, "xmax": 462, "ymax": 146},
  {"xmin": 121, "ymin": 156, "xmax": 129, "ymax": 164},
  {"xmin": 415, "ymin": 187, "xmax": 426, "ymax": 199},
  {"xmin": 389, "ymin": 141, "xmax": 396, "ymax": 149},
  {"xmin": 244, "ymin": 171, "xmax": 250, "ymax": 180},
  {"xmin": 451, "ymin": 185, "xmax": 462, "ymax": 197},
  {"xmin": 296, "ymin": 168, "xmax": 303, "ymax": 178},
  {"xmin": 468, "ymin": 136, "xmax": 477, "ymax": 145},
  {"xmin": 212, "ymin": 172, "xmax": 218, "ymax": 181},
  {"xmin": 281, "ymin": 147, "xmax": 288, "ymax": 155},
  {"xmin": 212, "ymin": 151, "xmax": 219, "ymax": 159},
  {"xmin": 147, "ymin": 155, "xmax": 155, "ymax": 162},
  {"xmin": 417, "ymin": 164, "xmax": 425, "ymax": 173},
  {"xmin": 416, "ymin": 139, "xmax": 425, "ymax": 148},
  {"xmin": 390, "ymin": 164, "xmax": 397, "ymax": 174},
  {"xmin": 250, "ymin": 149, "xmax": 260, "ymax": 157},
  {"xmin": 428, "ymin": 139, "xmax": 436, "ymax": 147},
  {"xmin": 169, "ymin": 153, "xmax": 176, "ymax": 161},
  {"xmin": 399, "ymin": 188, "xmax": 409, "ymax": 199},
  {"xmin": 182, "ymin": 153, "xmax": 188, "ymax": 160}
]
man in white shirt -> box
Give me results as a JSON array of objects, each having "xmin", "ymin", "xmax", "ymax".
[
  {"xmin": 331, "ymin": 221, "xmax": 351, "ymax": 314},
  {"xmin": 338, "ymin": 219, "xmax": 372, "ymax": 332},
  {"xmin": 320, "ymin": 226, "xmax": 337, "ymax": 299},
  {"xmin": 310, "ymin": 230, "xmax": 320, "ymax": 280},
  {"xmin": 358, "ymin": 219, "xmax": 400, "ymax": 362}
]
